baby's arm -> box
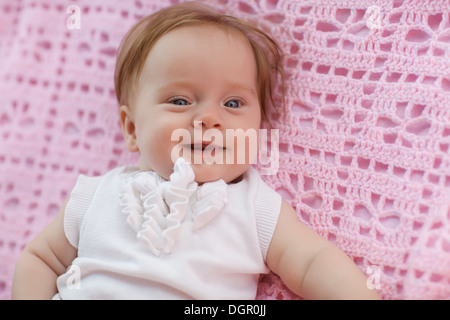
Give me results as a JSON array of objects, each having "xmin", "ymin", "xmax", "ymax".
[
  {"xmin": 267, "ymin": 200, "xmax": 380, "ymax": 299},
  {"xmin": 12, "ymin": 198, "xmax": 77, "ymax": 299}
]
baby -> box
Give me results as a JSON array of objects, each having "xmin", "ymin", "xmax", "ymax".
[{"xmin": 12, "ymin": 2, "xmax": 380, "ymax": 300}]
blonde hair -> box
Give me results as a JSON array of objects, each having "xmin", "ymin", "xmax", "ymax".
[{"xmin": 114, "ymin": 1, "xmax": 284, "ymax": 122}]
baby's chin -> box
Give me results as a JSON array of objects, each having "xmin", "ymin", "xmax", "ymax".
[
  {"xmin": 190, "ymin": 163, "xmax": 248, "ymax": 185},
  {"xmin": 139, "ymin": 159, "xmax": 248, "ymax": 185}
]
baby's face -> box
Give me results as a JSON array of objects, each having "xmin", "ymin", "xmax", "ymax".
[{"xmin": 121, "ymin": 24, "xmax": 261, "ymax": 183}]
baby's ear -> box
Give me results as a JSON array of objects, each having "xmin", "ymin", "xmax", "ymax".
[{"xmin": 119, "ymin": 105, "xmax": 139, "ymax": 153}]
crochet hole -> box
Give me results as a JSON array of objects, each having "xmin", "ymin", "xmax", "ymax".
[
  {"xmin": 294, "ymin": 31, "xmax": 304, "ymax": 41},
  {"xmin": 300, "ymin": 6, "xmax": 312, "ymax": 14},
  {"xmin": 337, "ymin": 185, "xmax": 347, "ymax": 197},
  {"xmin": 289, "ymin": 174, "xmax": 298, "ymax": 189},
  {"xmin": 422, "ymin": 76, "xmax": 437, "ymax": 86},
  {"xmin": 333, "ymin": 200, "xmax": 343, "ymax": 211},
  {"xmin": 290, "ymin": 43, "xmax": 299, "ymax": 54},
  {"xmin": 386, "ymin": 72, "xmax": 401, "ymax": 83},
  {"xmin": 374, "ymin": 162, "xmax": 388, "ymax": 173},
  {"xmin": 410, "ymin": 104, "xmax": 426, "ymax": 117},
  {"xmin": 326, "ymin": 38, "xmax": 339, "ymax": 48},
  {"xmin": 442, "ymin": 239, "xmax": 450, "ymax": 252},
  {"xmin": 316, "ymin": 21, "xmax": 340, "ymax": 32},
  {"xmin": 294, "ymin": 18, "xmax": 306, "ymax": 27},
  {"xmin": 380, "ymin": 42, "xmax": 392, "ymax": 52},
  {"xmin": 0, "ymin": 113, "xmax": 11, "ymax": 125},
  {"xmin": 410, "ymin": 170, "xmax": 425, "ymax": 182},
  {"xmin": 347, "ymin": 23, "xmax": 370, "ymax": 38},
  {"xmin": 293, "ymin": 145, "xmax": 304, "ymax": 155},
  {"xmin": 238, "ymin": 2, "xmax": 256, "ymax": 14},
  {"xmin": 376, "ymin": 116, "xmax": 399, "ymax": 128},
  {"xmin": 310, "ymin": 91, "xmax": 321, "ymax": 103},
  {"xmin": 99, "ymin": 47, "xmax": 116, "ymax": 57},
  {"xmin": 325, "ymin": 152, "xmax": 334, "ymax": 163},
  {"xmin": 389, "ymin": 12, "xmax": 402, "ymax": 24},
  {"xmin": 369, "ymin": 72, "xmax": 382, "ymax": 81},
  {"xmin": 382, "ymin": 29, "xmax": 395, "ymax": 37},
  {"xmin": 335, "ymin": 8, "xmax": 351, "ymax": 23},
  {"xmin": 320, "ymin": 107, "xmax": 343, "ymax": 120},
  {"xmin": 437, "ymin": 30, "xmax": 450, "ymax": 43},
  {"xmin": 5, "ymin": 198, "xmax": 19, "ymax": 209},
  {"xmin": 432, "ymin": 47, "xmax": 445, "ymax": 57},
  {"xmin": 430, "ymin": 273, "xmax": 443, "ymax": 283},
  {"xmin": 427, "ymin": 173, "xmax": 439, "ymax": 185},
  {"xmin": 337, "ymin": 169, "xmax": 348, "ymax": 180},
  {"xmin": 299, "ymin": 118, "xmax": 313, "ymax": 128},
  {"xmin": 405, "ymin": 29, "xmax": 431, "ymax": 43},
  {"xmin": 444, "ymin": 127, "xmax": 450, "ymax": 138},
  {"xmin": 63, "ymin": 122, "xmax": 79, "ymax": 135},
  {"xmin": 47, "ymin": 203, "xmax": 59, "ymax": 217},
  {"xmin": 352, "ymin": 70, "xmax": 365, "ymax": 79},
  {"xmin": 309, "ymin": 149, "xmax": 320, "ymax": 160},
  {"xmin": 358, "ymin": 157, "xmax": 370, "ymax": 170},
  {"xmin": 292, "ymin": 101, "xmax": 313, "ymax": 113},
  {"xmin": 431, "ymin": 221, "xmax": 443, "ymax": 230},
  {"xmin": 278, "ymin": 143, "xmax": 289, "ymax": 153},
  {"xmin": 334, "ymin": 67, "xmax": 348, "ymax": 77},
  {"xmin": 433, "ymin": 157, "xmax": 442, "ymax": 170},
  {"xmin": 396, "ymin": 101, "xmax": 408, "ymax": 117},
  {"xmin": 301, "ymin": 193, "xmax": 322, "ymax": 209},
  {"xmin": 379, "ymin": 213, "xmax": 400, "ymax": 229},
  {"xmin": 375, "ymin": 57, "xmax": 387, "ymax": 68},
  {"xmin": 302, "ymin": 62, "xmax": 312, "ymax": 71},
  {"xmin": 441, "ymin": 78, "xmax": 450, "ymax": 91},
  {"xmin": 393, "ymin": 0, "xmax": 404, "ymax": 8},
  {"xmin": 363, "ymin": 85, "xmax": 376, "ymax": 95},
  {"xmin": 353, "ymin": 204, "xmax": 372, "ymax": 222},
  {"xmin": 371, "ymin": 193, "xmax": 381, "ymax": 208},
  {"xmin": 264, "ymin": 13, "xmax": 285, "ymax": 24},
  {"xmin": 78, "ymin": 42, "xmax": 91, "ymax": 52},
  {"xmin": 264, "ymin": 0, "xmax": 279, "ymax": 10},
  {"xmin": 353, "ymin": 9, "xmax": 366, "ymax": 23},
  {"xmin": 405, "ymin": 118, "xmax": 431, "ymax": 136},
  {"xmin": 36, "ymin": 40, "xmax": 51, "ymax": 50},
  {"xmin": 384, "ymin": 132, "xmax": 397, "ymax": 144},
  {"xmin": 344, "ymin": 141, "xmax": 354, "ymax": 151},
  {"xmin": 340, "ymin": 156, "xmax": 352, "ymax": 166},
  {"xmin": 317, "ymin": 65, "xmax": 330, "ymax": 74},
  {"xmin": 303, "ymin": 175, "xmax": 314, "ymax": 191}
]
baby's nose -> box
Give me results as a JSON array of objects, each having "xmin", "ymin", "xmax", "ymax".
[{"xmin": 193, "ymin": 105, "xmax": 223, "ymax": 130}]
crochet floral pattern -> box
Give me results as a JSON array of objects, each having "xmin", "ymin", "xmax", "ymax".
[{"xmin": 0, "ymin": 0, "xmax": 449, "ymax": 299}]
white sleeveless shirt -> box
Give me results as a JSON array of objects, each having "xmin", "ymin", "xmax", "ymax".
[{"xmin": 55, "ymin": 158, "xmax": 281, "ymax": 299}]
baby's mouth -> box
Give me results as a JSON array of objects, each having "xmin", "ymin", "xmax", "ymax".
[{"xmin": 189, "ymin": 142, "xmax": 225, "ymax": 151}]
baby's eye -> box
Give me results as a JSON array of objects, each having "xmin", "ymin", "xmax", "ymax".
[
  {"xmin": 224, "ymin": 99, "xmax": 242, "ymax": 109},
  {"xmin": 171, "ymin": 98, "xmax": 189, "ymax": 106}
]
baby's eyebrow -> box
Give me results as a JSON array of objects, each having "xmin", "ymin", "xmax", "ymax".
[
  {"xmin": 159, "ymin": 81, "xmax": 257, "ymax": 97},
  {"xmin": 158, "ymin": 81, "xmax": 195, "ymax": 92},
  {"xmin": 226, "ymin": 82, "xmax": 257, "ymax": 98}
]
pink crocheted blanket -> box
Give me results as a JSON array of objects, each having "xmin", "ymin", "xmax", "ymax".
[{"xmin": 1, "ymin": 0, "xmax": 449, "ymax": 300}]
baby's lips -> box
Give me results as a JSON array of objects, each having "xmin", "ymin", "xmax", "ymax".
[{"xmin": 186, "ymin": 141, "xmax": 226, "ymax": 150}]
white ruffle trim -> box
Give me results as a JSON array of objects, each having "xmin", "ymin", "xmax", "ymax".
[{"xmin": 119, "ymin": 158, "xmax": 227, "ymax": 255}]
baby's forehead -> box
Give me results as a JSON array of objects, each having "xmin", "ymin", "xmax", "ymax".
[
  {"xmin": 138, "ymin": 24, "xmax": 256, "ymax": 80},
  {"xmin": 148, "ymin": 23, "xmax": 252, "ymax": 56}
]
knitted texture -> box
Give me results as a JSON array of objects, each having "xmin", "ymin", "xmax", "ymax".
[{"xmin": 0, "ymin": 0, "xmax": 449, "ymax": 300}]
